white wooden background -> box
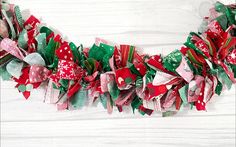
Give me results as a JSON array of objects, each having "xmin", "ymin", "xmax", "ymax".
[{"xmin": 1, "ymin": 0, "xmax": 236, "ymax": 146}]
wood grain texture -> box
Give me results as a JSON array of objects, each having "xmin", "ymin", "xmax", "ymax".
[{"xmin": 1, "ymin": 0, "xmax": 235, "ymax": 147}]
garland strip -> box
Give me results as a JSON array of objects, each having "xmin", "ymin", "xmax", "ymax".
[{"xmin": 0, "ymin": 1, "xmax": 236, "ymax": 116}]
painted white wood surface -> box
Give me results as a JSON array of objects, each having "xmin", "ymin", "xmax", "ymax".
[{"xmin": 1, "ymin": 0, "xmax": 235, "ymax": 147}]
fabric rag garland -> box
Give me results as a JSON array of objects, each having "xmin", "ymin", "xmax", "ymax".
[{"xmin": 0, "ymin": 1, "xmax": 236, "ymax": 116}]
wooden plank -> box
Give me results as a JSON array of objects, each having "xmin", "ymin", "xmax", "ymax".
[{"xmin": 2, "ymin": 115, "xmax": 235, "ymax": 146}]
